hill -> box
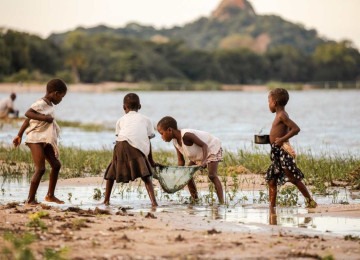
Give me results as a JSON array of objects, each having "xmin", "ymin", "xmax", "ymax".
[{"xmin": 49, "ymin": 0, "xmax": 326, "ymax": 54}]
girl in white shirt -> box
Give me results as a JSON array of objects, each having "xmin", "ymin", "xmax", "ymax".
[
  {"xmin": 103, "ymin": 93, "xmax": 158, "ymax": 207},
  {"xmin": 13, "ymin": 79, "xmax": 67, "ymax": 205},
  {"xmin": 157, "ymin": 116, "xmax": 224, "ymax": 204}
]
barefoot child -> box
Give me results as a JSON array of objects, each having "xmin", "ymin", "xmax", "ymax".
[
  {"xmin": 12, "ymin": 79, "xmax": 67, "ymax": 205},
  {"xmin": 157, "ymin": 116, "xmax": 224, "ymax": 204},
  {"xmin": 266, "ymin": 88, "xmax": 317, "ymax": 210},
  {"xmin": 103, "ymin": 93, "xmax": 158, "ymax": 207}
]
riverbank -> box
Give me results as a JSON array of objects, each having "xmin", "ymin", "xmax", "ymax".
[
  {"xmin": 1, "ymin": 82, "xmax": 268, "ymax": 93},
  {"xmin": 1, "ymin": 176, "xmax": 360, "ymax": 259}
]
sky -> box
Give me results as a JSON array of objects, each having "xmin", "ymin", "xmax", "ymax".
[{"xmin": 0, "ymin": 0, "xmax": 359, "ymax": 49}]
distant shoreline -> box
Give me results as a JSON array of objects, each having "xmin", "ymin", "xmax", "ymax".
[
  {"xmin": 0, "ymin": 82, "xmax": 268, "ymax": 93},
  {"xmin": 0, "ymin": 82, "xmax": 358, "ymax": 93}
]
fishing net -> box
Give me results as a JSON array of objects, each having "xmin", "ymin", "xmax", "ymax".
[{"xmin": 153, "ymin": 166, "xmax": 201, "ymax": 194}]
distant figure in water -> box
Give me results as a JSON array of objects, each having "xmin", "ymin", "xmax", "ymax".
[
  {"xmin": 265, "ymin": 88, "xmax": 317, "ymax": 215},
  {"xmin": 157, "ymin": 116, "xmax": 225, "ymax": 204},
  {"xmin": 103, "ymin": 93, "xmax": 159, "ymax": 207},
  {"xmin": 0, "ymin": 92, "xmax": 19, "ymax": 118},
  {"xmin": 13, "ymin": 79, "xmax": 67, "ymax": 205}
]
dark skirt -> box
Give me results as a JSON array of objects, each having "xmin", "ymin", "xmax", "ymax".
[
  {"xmin": 104, "ymin": 141, "xmax": 153, "ymax": 183},
  {"xmin": 265, "ymin": 143, "xmax": 304, "ymax": 186}
]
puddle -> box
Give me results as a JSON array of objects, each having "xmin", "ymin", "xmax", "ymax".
[{"xmin": 1, "ymin": 176, "xmax": 360, "ymax": 236}]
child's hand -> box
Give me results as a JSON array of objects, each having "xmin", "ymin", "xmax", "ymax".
[
  {"xmin": 274, "ymin": 137, "xmax": 284, "ymax": 147},
  {"xmin": 152, "ymin": 162, "xmax": 164, "ymax": 169},
  {"xmin": 200, "ymin": 160, "xmax": 207, "ymax": 168},
  {"xmin": 44, "ymin": 115, "xmax": 54, "ymax": 123},
  {"xmin": 13, "ymin": 136, "xmax": 22, "ymax": 147}
]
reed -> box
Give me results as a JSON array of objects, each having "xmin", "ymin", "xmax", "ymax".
[{"xmin": 1, "ymin": 146, "xmax": 359, "ymax": 194}]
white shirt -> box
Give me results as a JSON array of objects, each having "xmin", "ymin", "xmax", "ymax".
[
  {"xmin": 0, "ymin": 97, "xmax": 14, "ymax": 118},
  {"xmin": 115, "ymin": 111, "xmax": 155, "ymax": 156},
  {"xmin": 173, "ymin": 129, "xmax": 221, "ymax": 162},
  {"xmin": 25, "ymin": 99, "xmax": 61, "ymax": 157}
]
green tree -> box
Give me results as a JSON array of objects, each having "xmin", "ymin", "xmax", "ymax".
[
  {"xmin": 63, "ymin": 31, "xmax": 88, "ymax": 82},
  {"xmin": 312, "ymin": 41, "xmax": 360, "ymax": 81},
  {"xmin": 212, "ymin": 49, "xmax": 268, "ymax": 84},
  {"xmin": 265, "ymin": 45, "xmax": 312, "ymax": 82}
]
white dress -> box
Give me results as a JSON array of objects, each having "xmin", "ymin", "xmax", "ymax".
[
  {"xmin": 25, "ymin": 99, "xmax": 61, "ymax": 158},
  {"xmin": 115, "ymin": 111, "xmax": 155, "ymax": 156},
  {"xmin": 173, "ymin": 129, "xmax": 222, "ymax": 164}
]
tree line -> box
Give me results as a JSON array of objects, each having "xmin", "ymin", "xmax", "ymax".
[{"xmin": 1, "ymin": 29, "xmax": 359, "ymax": 85}]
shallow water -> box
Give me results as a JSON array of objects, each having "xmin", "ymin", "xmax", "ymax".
[
  {"xmin": 1, "ymin": 176, "xmax": 360, "ymax": 236},
  {"xmin": 1, "ymin": 90, "xmax": 360, "ymax": 155}
]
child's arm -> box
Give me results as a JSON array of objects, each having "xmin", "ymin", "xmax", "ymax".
[
  {"xmin": 147, "ymin": 143, "xmax": 156, "ymax": 167},
  {"xmin": 25, "ymin": 108, "xmax": 54, "ymax": 123},
  {"xmin": 13, "ymin": 118, "xmax": 30, "ymax": 147},
  {"xmin": 275, "ymin": 111, "xmax": 300, "ymax": 146},
  {"xmin": 183, "ymin": 133, "xmax": 208, "ymax": 167},
  {"xmin": 176, "ymin": 147, "xmax": 186, "ymax": 166}
]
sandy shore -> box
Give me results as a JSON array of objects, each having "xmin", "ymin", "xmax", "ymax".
[
  {"xmin": 0, "ymin": 82, "xmax": 140, "ymax": 93},
  {"xmin": 1, "ymin": 175, "xmax": 360, "ymax": 259},
  {"xmin": 0, "ymin": 82, "xmax": 272, "ymax": 93}
]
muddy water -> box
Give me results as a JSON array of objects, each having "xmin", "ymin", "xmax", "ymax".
[{"xmin": 1, "ymin": 176, "xmax": 360, "ymax": 236}]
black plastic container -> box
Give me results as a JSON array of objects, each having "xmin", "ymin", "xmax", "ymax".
[{"xmin": 254, "ymin": 134, "xmax": 270, "ymax": 144}]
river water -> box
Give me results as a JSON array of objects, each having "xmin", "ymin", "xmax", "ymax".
[{"xmin": 1, "ymin": 90, "xmax": 359, "ymax": 155}]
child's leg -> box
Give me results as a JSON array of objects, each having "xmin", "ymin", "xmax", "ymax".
[
  {"xmin": 268, "ymin": 179, "xmax": 277, "ymax": 208},
  {"xmin": 284, "ymin": 170, "xmax": 317, "ymax": 208},
  {"xmin": 104, "ymin": 179, "xmax": 114, "ymax": 205},
  {"xmin": 208, "ymin": 161, "xmax": 224, "ymax": 204},
  {"xmin": 141, "ymin": 176, "xmax": 158, "ymax": 207},
  {"xmin": 269, "ymin": 206, "xmax": 277, "ymax": 225},
  {"xmin": 187, "ymin": 178, "xmax": 199, "ymax": 201},
  {"xmin": 44, "ymin": 145, "xmax": 64, "ymax": 204},
  {"xmin": 186, "ymin": 161, "xmax": 199, "ymax": 201},
  {"xmin": 27, "ymin": 143, "xmax": 46, "ymax": 204}
]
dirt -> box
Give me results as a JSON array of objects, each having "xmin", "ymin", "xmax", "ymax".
[{"xmin": 1, "ymin": 175, "xmax": 360, "ymax": 259}]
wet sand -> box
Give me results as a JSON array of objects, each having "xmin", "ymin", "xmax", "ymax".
[{"xmin": 1, "ymin": 176, "xmax": 360, "ymax": 259}]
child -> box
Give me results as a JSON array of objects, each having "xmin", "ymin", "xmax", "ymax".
[
  {"xmin": 103, "ymin": 93, "xmax": 158, "ymax": 207},
  {"xmin": 157, "ymin": 116, "xmax": 224, "ymax": 204},
  {"xmin": 12, "ymin": 79, "xmax": 67, "ymax": 205},
  {"xmin": 266, "ymin": 88, "xmax": 317, "ymax": 209},
  {"xmin": 0, "ymin": 92, "xmax": 18, "ymax": 118}
]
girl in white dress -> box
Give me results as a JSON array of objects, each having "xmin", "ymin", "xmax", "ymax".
[
  {"xmin": 157, "ymin": 116, "xmax": 224, "ymax": 204},
  {"xmin": 13, "ymin": 79, "xmax": 67, "ymax": 205}
]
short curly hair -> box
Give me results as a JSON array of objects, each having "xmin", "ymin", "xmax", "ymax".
[
  {"xmin": 157, "ymin": 116, "xmax": 178, "ymax": 130},
  {"xmin": 47, "ymin": 79, "xmax": 67, "ymax": 93},
  {"xmin": 269, "ymin": 88, "xmax": 289, "ymax": 106},
  {"xmin": 123, "ymin": 93, "xmax": 140, "ymax": 110}
]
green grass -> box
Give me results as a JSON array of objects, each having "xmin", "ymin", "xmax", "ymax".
[
  {"xmin": 1, "ymin": 145, "xmax": 359, "ymax": 193},
  {"xmin": 57, "ymin": 120, "xmax": 113, "ymax": 132}
]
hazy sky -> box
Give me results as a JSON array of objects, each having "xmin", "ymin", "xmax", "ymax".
[{"xmin": 1, "ymin": 0, "xmax": 359, "ymax": 48}]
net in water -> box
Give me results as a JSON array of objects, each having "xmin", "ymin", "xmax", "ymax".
[{"xmin": 153, "ymin": 166, "xmax": 201, "ymax": 194}]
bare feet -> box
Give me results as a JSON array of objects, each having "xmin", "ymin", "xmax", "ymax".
[
  {"xmin": 25, "ymin": 200, "xmax": 40, "ymax": 206},
  {"xmin": 103, "ymin": 200, "xmax": 110, "ymax": 206},
  {"xmin": 305, "ymin": 198, "xmax": 317, "ymax": 208},
  {"xmin": 45, "ymin": 195, "xmax": 65, "ymax": 204}
]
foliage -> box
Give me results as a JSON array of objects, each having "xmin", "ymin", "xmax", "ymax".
[
  {"xmin": 1, "ymin": 145, "xmax": 359, "ymax": 196},
  {"xmin": 2, "ymin": 232, "xmax": 36, "ymax": 260},
  {"xmin": 1, "ymin": 6, "xmax": 360, "ymax": 85}
]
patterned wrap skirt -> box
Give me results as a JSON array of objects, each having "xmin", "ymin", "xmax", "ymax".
[
  {"xmin": 265, "ymin": 143, "xmax": 304, "ymax": 186},
  {"xmin": 104, "ymin": 141, "xmax": 153, "ymax": 183}
]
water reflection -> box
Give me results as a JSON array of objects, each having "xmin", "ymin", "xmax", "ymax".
[{"xmin": 1, "ymin": 176, "xmax": 360, "ymax": 235}]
